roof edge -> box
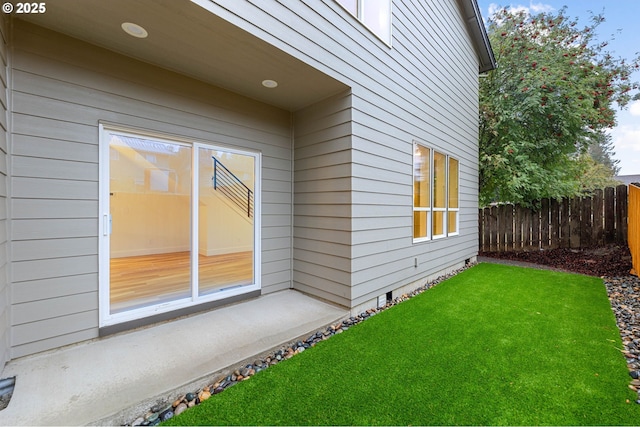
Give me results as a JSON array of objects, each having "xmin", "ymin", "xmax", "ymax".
[{"xmin": 460, "ymin": 0, "xmax": 496, "ymax": 73}]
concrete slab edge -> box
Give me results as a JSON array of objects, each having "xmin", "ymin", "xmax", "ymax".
[{"xmin": 90, "ymin": 314, "xmax": 348, "ymax": 426}]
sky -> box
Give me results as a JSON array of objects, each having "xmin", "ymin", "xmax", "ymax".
[{"xmin": 475, "ymin": 0, "xmax": 640, "ymax": 176}]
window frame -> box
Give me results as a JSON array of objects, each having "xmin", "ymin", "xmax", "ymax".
[
  {"xmin": 412, "ymin": 141, "xmax": 460, "ymax": 243},
  {"xmin": 335, "ymin": 0, "xmax": 392, "ymax": 46},
  {"xmin": 432, "ymin": 150, "xmax": 447, "ymax": 240},
  {"xmin": 447, "ymin": 157, "xmax": 460, "ymax": 237},
  {"xmin": 413, "ymin": 144, "xmax": 431, "ymax": 242}
]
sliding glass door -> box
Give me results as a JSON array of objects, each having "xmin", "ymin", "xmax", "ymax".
[
  {"xmin": 197, "ymin": 147, "xmax": 255, "ymax": 296},
  {"xmin": 99, "ymin": 125, "xmax": 260, "ymax": 326}
]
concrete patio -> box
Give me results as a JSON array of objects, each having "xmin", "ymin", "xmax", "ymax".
[{"xmin": 0, "ymin": 290, "xmax": 348, "ymax": 426}]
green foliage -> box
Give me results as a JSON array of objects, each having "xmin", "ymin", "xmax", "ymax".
[
  {"xmin": 480, "ymin": 7, "xmax": 639, "ymax": 207},
  {"xmin": 587, "ymin": 131, "xmax": 621, "ymax": 176},
  {"xmin": 164, "ymin": 264, "xmax": 640, "ymax": 426},
  {"xmin": 575, "ymin": 153, "xmax": 623, "ymax": 192}
]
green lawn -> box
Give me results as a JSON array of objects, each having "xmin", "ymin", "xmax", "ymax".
[{"xmin": 165, "ymin": 263, "xmax": 640, "ymax": 425}]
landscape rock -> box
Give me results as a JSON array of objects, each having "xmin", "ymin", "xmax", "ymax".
[
  {"xmin": 159, "ymin": 409, "xmax": 174, "ymax": 422},
  {"xmin": 198, "ymin": 390, "xmax": 211, "ymax": 402},
  {"xmin": 174, "ymin": 403, "xmax": 188, "ymax": 416}
]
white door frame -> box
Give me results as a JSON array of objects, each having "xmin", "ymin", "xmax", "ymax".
[{"xmin": 98, "ymin": 123, "xmax": 261, "ymax": 328}]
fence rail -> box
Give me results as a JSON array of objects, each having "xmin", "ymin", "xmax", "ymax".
[
  {"xmin": 630, "ymin": 183, "xmax": 639, "ymax": 276},
  {"xmin": 479, "ymin": 184, "xmax": 628, "ymax": 252}
]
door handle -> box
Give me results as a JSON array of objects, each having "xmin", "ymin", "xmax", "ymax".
[{"xmin": 103, "ymin": 214, "xmax": 112, "ymax": 236}]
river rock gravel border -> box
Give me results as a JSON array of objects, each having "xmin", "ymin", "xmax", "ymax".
[{"xmin": 604, "ymin": 274, "xmax": 640, "ymax": 403}]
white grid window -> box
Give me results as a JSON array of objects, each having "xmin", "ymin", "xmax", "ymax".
[{"xmin": 413, "ymin": 142, "xmax": 460, "ymax": 242}]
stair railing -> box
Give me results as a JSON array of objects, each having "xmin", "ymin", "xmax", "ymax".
[{"xmin": 212, "ymin": 157, "xmax": 253, "ymax": 218}]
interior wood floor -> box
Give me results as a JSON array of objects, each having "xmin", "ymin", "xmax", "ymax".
[{"xmin": 110, "ymin": 251, "xmax": 253, "ymax": 312}]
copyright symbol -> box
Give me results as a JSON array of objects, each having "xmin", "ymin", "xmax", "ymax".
[{"xmin": 2, "ymin": 3, "xmax": 13, "ymax": 13}]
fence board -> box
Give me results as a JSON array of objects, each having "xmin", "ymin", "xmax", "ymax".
[
  {"xmin": 540, "ymin": 198, "xmax": 550, "ymax": 248},
  {"xmin": 593, "ymin": 189, "xmax": 604, "ymax": 246},
  {"xmin": 514, "ymin": 205, "xmax": 523, "ymax": 251},
  {"xmin": 523, "ymin": 207, "xmax": 532, "ymax": 250},
  {"xmin": 481, "ymin": 208, "xmax": 490, "ymax": 252},
  {"xmin": 617, "ymin": 184, "xmax": 628, "ymax": 243},
  {"xmin": 569, "ymin": 196, "xmax": 581, "ymax": 249},
  {"xmin": 560, "ymin": 198, "xmax": 569, "ymax": 248},
  {"xmin": 531, "ymin": 207, "xmax": 540, "ymax": 249},
  {"xmin": 498, "ymin": 204, "xmax": 508, "ymax": 251},
  {"xmin": 489, "ymin": 206, "xmax": 498, "ymax": 252},
  {"xmin": 505, "ymin": 205, "xmax": 514, "ymax": 251},
  {"xmin": 549, "ymin": 199, "xmax": 558, "ymax": 249},
  {"xmin": 581, "ymin": 196, "xmax": 593, "ymax": 247},
  {"xmin": 604, "ymin": 186, "xmax": 615, "ymax": 243}
]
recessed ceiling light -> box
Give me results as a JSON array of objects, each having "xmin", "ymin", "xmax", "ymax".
[
  {"xmin": 121, "ymin": 22, "xmax": 148, "ymax": 38},
  {"xmin": 262, "ymin": 79, "xmax": 278, "ymax": 88}
]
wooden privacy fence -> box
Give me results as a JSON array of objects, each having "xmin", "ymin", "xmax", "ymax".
[
  {"xmin": 479, "ymin": 184, "xmax": 628, "ymax": 252},
  {"xmin": 630, "ymin": 183, "xmax": 639, "ymax": 276}
]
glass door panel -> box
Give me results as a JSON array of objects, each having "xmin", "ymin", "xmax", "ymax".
[
  {"xmin": 108, "ymin": 133, "xmax": 192, "ymax": 314},
  {"xmin": 197, "ymin": 147, "xmax": 255, "ymax": 296}
]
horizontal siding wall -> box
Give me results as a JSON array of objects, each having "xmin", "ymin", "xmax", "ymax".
[
  {"xmin": 350, "ymin": 0, "xmax": 481, "ymax": 305},
  {"xmin": 293, "ymin": 91, "xmax": 352, "ymax": 307},
  {"xmin": 208, "ymin": 0, "xmax": 481, "ymax": 308},
  {"xmin": 9, "ymin": 20, "xmax": 293, "ymax": 358},
  {"xmin": 0, "ymin": 14, "xmax": 8, "ymax": 371}
]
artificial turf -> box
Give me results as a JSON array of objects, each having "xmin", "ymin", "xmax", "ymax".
[{"xmin": 164, "ymin": 263, "xmax": 640, "ymax": 425}]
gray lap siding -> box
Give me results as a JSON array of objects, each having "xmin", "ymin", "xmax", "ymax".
[{"xmin": 8, "ymin": 21, "xmax": 293, "ymax": 358}]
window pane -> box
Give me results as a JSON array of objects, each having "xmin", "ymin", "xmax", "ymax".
[
  {"xmin": 336, "ymin": 0, "xmax": 357, "ymax": 15},
  {"xmin": 413, "ymin": 211, "xmax": 428, "ymax": 239},
  {"xmin": 448, "ymin": 211, "xmax": 458, "ymax": 234},
  {"xmin": 449, "ymin": 157, "xmax": 459, "ymax": 209},
  {"xmin": 433, "ymin": 151, "xmax": 446, "ymax": 208},
  {"xmin": 413, "ymin": 144, "xmax": 430, "ymax": 208},
  {"xmin": 362, "ymin": 0, "xmax": 391, "ymax": 42},
  {"xmin": 433, "ymin": 211, "xmax": 445, "ymax": 236},
  {"xmin": 198, "ymin": 148, "xmax": 255, "ymax": 296},
  {"xmin": 109, "ymin": 134, "xmax": 192, "ymax": 314}
]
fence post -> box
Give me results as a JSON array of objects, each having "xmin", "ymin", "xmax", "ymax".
[
  {"xmin": 629, "ymin": 183, "xmax": 639, "ymax": 276},
  {"xmin": 478, "ymin": 209, "xmax": 483, "ymax": 251}
]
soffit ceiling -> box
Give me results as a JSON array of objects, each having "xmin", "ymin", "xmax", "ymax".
[{"xmin": 17, "ymin": 0, "xmax": 348, "ymax": 111}]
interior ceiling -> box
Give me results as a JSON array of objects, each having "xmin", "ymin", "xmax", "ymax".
[{"xmin": 18, "ymin": 0, "xmax": 348, "ymax": 111}]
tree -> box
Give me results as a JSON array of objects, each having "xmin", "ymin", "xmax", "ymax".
[
  {"xmin": 574, "ymin": 153, "xmax": 622, "ymax": 192},
  {"xmin": 586, "ymin": 131, "xmax": 620, "ymax": 176},
  {"xmin": 479, "ymin": 7, "xmax": 639, "ymax": 207}
]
